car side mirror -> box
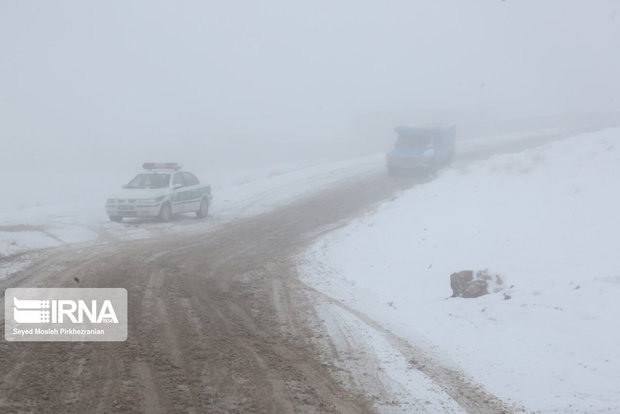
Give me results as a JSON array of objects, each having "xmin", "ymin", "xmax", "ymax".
[
  {"xmin": 173, "ymin": 183, "xmax": 183, "ymax": 190},
  {"xmin": 121, "ymin": 184, "xmax": 128, "ymax": 189}
]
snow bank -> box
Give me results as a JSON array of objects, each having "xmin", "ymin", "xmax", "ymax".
[{"xmin": 300, "ymin": 128, "xmax": 620, "ymax": 413}]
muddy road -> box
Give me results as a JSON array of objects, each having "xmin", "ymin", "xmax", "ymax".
[
  {"xmin": 0, "ymin": 129, "xmax": 600, "ymax": 413},
  {"xmin": 0, "ymin": 173, "xmax": 408, "ymax": 413}
]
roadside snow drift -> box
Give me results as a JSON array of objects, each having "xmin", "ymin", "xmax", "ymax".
[{"xmin": 300, "ymin": 128, "xmax": 620, "ymax": 413}]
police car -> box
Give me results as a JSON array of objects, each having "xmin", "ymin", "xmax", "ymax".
[{"xmin": 105, "ymin": 163, "xmax": 212, "ymax": 222}]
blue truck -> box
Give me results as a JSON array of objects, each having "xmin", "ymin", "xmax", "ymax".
[{"xmin": 386, "ymin": 125, "xmax": 456, "ymax": 176}]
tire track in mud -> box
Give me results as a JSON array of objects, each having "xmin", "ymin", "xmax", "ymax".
[{"xmin": 0, "ymin": 173, "xmax": 409, "ymax": 413}]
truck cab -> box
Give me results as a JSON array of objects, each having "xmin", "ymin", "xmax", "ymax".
[{"xmin": 386, "ymin": 125, "xmax": 455, "ymax": 176}]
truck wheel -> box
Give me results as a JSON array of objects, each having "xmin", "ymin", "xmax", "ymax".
[
  {"xmin": 158, "ymin": 202, "xmax": 172, "ymax": 222},
  {"xmin": 196, "ymin": 198, "xmax": 209, "ymax": 218},
  {"xmin": 426, "ymin": 167, "xmax": 438, "ymax": 179},
  {"xmin": 109, "ymin": 216, "xmax": 123, "ymax": 223},
  {"xmin": 447, "ymin": 151, "xmax": 455, "ymax": 165}
]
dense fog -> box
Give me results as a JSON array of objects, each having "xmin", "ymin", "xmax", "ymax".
[
  {"xmin": 2, "ymin": 4, "xmax": 620, "ymax": 411},
  {"xmin": 2, "ymin": 1, "xmax": 619, "ymax": 173}
]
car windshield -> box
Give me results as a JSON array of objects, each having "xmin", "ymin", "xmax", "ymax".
[
  {"xmin": 126, "ymin": 173, "xmax": 171, "ymax": 189},
  {"xmin": 395, "ymin": 135, "xmax": 434, "ymax": 149}
]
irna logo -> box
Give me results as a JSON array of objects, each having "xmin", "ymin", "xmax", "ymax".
[
  {"xmin": 13, "ymin": 297, "xmax": 119, "ymax": 324},
  {"xmin": 5, "ymin": 288, "xmax": 127, "ymax": 342}
]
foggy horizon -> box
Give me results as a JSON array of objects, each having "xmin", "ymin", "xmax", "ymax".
[{"xmin": 2, "ymin": 1, "xmax": 620, "ymax": 172}]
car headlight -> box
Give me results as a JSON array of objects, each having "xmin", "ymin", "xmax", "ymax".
[{"xmin": 106, "ymin": 199, "xmax": 116, "ymax": 205}]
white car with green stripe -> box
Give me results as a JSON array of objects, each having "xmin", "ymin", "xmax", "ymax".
[{"xmin": 105, "ymin": 163, "xmax": 212, "ymax": 222}]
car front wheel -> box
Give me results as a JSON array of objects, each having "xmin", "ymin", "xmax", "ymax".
[
  {"xmin": 158, "ymin": 202, "xmax": 172, "ymax": 222},
  {"xmin": 196, "ymin": 198, "xmax": 209, "ymax": 218}
]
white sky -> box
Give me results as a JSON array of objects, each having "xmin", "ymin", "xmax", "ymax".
[{"xmin": 2, "ymin": 1, "xmax": 619, "ymax": 172}]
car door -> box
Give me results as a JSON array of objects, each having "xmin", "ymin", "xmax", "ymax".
[
  {"xmin": 181, "ymin": 172, "xmax": 202, "ymax": 211},
  {"xmin": 171, "ymin": 172, "xmax": 190, "ymax": 213}
]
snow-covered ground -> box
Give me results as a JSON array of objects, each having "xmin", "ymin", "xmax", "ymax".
[{"xmin": 299, "ymin": 128, "xmax": 620, "ymax": 413}]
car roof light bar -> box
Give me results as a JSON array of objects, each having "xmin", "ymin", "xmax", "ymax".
[{"xmin": 142, "ymin": 162, "xmax": 181, "ymax": 171}]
